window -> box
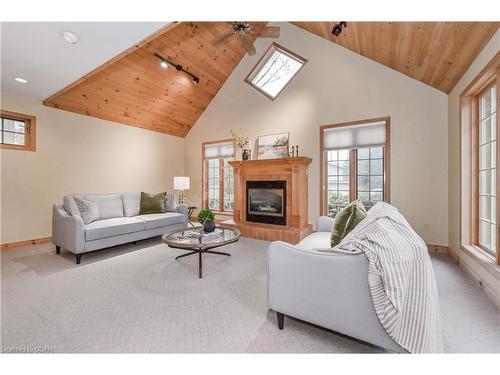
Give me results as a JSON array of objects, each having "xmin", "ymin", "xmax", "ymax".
[
  {"xmin": 460, "ymin": 53, "xmax": 499, "ymax": 264},
  {"xmin": 0, "ymin": 110, "xmax": 36, "ymax": 151},
  {"xmin": 321, "ymin": 118, "xmax": 390, "ymax": 217},
  {"xmin": 479, "ymin": 85, "xmax": 497, "ymax": 253},
  {"xmin": 245, "ymin": 43, "xmax": 306, "ymax": 100},
  {"xmin": 202, "ymin": 140, "xmax": 234, "ymax": 212}
]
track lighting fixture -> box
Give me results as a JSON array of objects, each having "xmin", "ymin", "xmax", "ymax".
[
  {"xmin": 331, "ymin": 21, "xmax": 347, "ymax": 37},
  {"xmin": 154, "ymin": 53, "xmax": 200, "ymax": 85},
  {"xmin": 159, "ymin": 59, "xmax": 168, "ymax": 69}
]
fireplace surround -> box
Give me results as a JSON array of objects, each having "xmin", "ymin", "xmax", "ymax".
[{"xmin": 222, "ymin": 157, "xmax": 312, "ymax": 243}]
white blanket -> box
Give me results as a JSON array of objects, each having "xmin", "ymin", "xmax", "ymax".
[{"xmin": 338, "ymin": 202, "xmax": 443, "ymax": 353}]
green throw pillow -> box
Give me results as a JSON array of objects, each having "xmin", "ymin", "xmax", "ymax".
[
  {"xmin": 330, "ymin": 200, "xmax": 367, "ymax": 247},
  {"xmin": 139, "ymin": 192, "xmax": 167, "ymax": 215}
]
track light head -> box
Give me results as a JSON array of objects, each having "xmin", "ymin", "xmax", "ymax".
[
  {"xmin": 175, "ymin": 64, "xmax": 183, "ymax": 71},
  {"xmin": 192, "ymin": 77, "xmax": 200, "ymax": 85},
  {"xmin": 160, "ymin": 59, "xmax": 168, "ymax": 69},
  {"xmin": 331, "ymin": 21, "xmax": 347, "ymax": 37}
]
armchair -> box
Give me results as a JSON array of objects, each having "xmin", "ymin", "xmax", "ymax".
[{"xmin": 267, "ymin": 216, "xmax": 406, "ymax": 352}]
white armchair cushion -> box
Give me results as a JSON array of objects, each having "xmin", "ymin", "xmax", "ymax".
[{"xmin": 297, "ymin": 232, "xmax": 331, "ymax": 249}]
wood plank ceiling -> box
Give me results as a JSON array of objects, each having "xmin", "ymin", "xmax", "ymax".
[
  {"xmin": 44, "ymin": 22, "xmax": 266, "ymax": 137},
  {"xmin": 45, "ymin": 22, "xmax": 499, "ymax": 137},
  {"xmin": 292, "ymin": 22, "xmax": 499, "ymax": 93}
]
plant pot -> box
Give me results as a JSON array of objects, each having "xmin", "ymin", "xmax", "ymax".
[{"xmin": 203, "ymin": 219, "xmax": 216, "ymax": 233}]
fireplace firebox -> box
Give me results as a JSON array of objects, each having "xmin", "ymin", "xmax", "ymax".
[{"xmin": 246, "ymin": 180, "xmax": 286, "ymax": 225}]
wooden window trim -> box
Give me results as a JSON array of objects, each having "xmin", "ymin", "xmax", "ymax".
[
  {"xmin": 460, "ymin": 51, "xmax": 499, "ymax": 265},
  {"xmin": 244, "ymin": 42, "xmax": 307, "ymax": 101},
  {"xmin": 319, "ymin": 116, "xmax": 391, "ymax": 216},
  {"xmin": 201, "ymin": 138, "xmax": 234, "ymax": 213},
  {"xmin": 0, "ymin": 110, "xmax": 36, "ymax": 152}
]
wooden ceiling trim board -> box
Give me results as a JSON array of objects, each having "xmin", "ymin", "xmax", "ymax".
[
  {"xmin": 291, "ymin": 22, "xmax": 499, "ymax": 93},
  {"xmin": 45, "ymin": 22, "xmax": 268, "ymax": 137}
]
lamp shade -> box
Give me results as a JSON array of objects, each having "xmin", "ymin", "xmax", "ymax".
[{"xmin": 174, "ymin": 176, "xmax": 190, "ymax": 190}]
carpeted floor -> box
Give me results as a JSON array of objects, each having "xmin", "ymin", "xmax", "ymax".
[{"xmin": 1, "ymin": 236, "xmax": 499, "ymax": 353}]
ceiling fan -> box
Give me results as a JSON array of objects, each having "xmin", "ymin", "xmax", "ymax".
[{"xmin": 213, "ymin": 22, "xmax": 280, "ymax": 56}]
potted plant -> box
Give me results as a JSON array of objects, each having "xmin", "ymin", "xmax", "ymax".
[{"xmin": 197, "ymin": 209, "xmax": 216, "ymax": 233}]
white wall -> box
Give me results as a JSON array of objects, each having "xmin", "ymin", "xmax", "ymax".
[
  {"xmin": 0, "ymin": 92, "xmax": 184, "ymax": 244},
  {"xmin": 184, "ymin": 22, "xmax": 449, "ymax": 245}
]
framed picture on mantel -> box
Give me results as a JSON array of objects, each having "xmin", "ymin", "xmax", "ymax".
[{"xmin": 257, "ymin": 132, "xmax": 289, "ymax": 159}]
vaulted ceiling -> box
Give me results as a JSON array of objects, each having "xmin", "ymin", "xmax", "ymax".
[
  {"xmin": 44, "ymin": 22, "xmax": 266, "ymax": 137},
  {"xmin": 292, "ymin": 22, "xmax": 499, "ymax": 93},
  {"xmin": 42, "ymin": 21, "xmax": 498, "ymax": 137}
]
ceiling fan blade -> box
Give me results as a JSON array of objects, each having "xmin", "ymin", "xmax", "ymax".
[
  {"xmin": 259, "ymin": 26, "xmax": 280, "ymax": 38},
  {"xmin": 241, "ymin": 34, "xmax": 256, "ymax": 56},
  {"xmin": 213, "ymin": 31, "xmax": 235, "ymax": 47}
]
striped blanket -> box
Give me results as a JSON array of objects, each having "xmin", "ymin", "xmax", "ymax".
[{"xmin": 338, "ymin": 202, "xmax": 443, "ymax": 353}]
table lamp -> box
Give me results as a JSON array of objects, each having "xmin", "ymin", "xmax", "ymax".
[{"xmin": 174, "ymin": 176, "xmax": 190, "ymax": 204}]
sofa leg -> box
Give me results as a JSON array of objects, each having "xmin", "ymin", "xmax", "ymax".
[
  {"xmin": 76, "ymin": 254, "xmax": 82, "ymax": 264},
  {"xmin": 133, "ymin": 241, "xmax": 137, "ymax": 245},
  {"xmin": 56, "ymin": 245, "xmax": 61, "ymax": 254},
  {"xmin": 277, "ymin": 312, "xmax": 284, "ymax": 330}
]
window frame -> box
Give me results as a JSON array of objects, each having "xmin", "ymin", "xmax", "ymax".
[
  {"xmin": 460, "ymin": 52, "xmax": 499, "ymax": 264},
  {"xmin": 0, "ymin": 110, "xmax": 36, "ymax": 152},
  {"xmin": 319, "ymin": 116, "xmax": 391, "ymax": 216},
  {"xmin": 244, "ymin": 42, "xmax": 307, "ymax": 101},
  {"xmin": 202, "ymin": 139, "xmax": 234, "ymax": 214}
]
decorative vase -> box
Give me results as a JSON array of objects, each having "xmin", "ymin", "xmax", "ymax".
[
  {"xmin": 242, "ymin": 149, "xmax": 251, "ymax": 161},
  {"xmin": 203, "ymin": 219, "xmax": 216, "ymax": 233}
]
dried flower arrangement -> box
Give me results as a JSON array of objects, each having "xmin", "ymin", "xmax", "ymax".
[{"xmin": 231, "ymin": 129, "xmax": 250, "ymax": 150}]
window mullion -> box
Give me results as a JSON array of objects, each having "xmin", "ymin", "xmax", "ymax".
[
  {"xmin": 349, "ymin": 149, "xmax": 357, "ymax": 201},
  {"xmin": 219, "ymin": 158, "xmax": 224, "ymax": 212}
]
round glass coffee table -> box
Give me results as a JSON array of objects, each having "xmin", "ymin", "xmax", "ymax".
[{"xmin": 162, "ymin": 226, "xmax": 240, "ymax": 278}]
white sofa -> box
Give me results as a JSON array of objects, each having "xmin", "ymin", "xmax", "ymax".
[
  {"xmin": 52, "ymin": 193, "xmax": 188, "ymax": 264},
  {"xmin": 268, "ymin": 216, "xmax": 406, "ymax": 353}
]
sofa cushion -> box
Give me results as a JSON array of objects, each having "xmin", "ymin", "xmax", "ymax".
[
  {"xmin": 136, "ymin": 212, "xmax": 185, "ymax": 230},
  {"xmin": 331, "ymin": 200, "xmax": 367, "ymax": 247},
  {"xmin": 83, "ymin": 194, "xmax": 124, "ymax": 220},
  {"xmin": 139, "ymin": 192, "xmax": 166, "ymax": 215},
  {"xmin": 85, "ymin": 217, "xmax": 145, "ymax": 241},
  {"xmin": 299, "ymin": 232, "xmax": 331, "ymax": 249},
  {"xmin": 122, "ymin": 192, "xmax": 141, "ymax": 217},
  {"xmin": 74, "ymin": 197, "xmax": 99, "ymax": 224}
]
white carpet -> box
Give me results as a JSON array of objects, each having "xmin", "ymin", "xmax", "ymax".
[{"xmin": 1, "ymin": 237, "xmax": 499, "ymax": 353}]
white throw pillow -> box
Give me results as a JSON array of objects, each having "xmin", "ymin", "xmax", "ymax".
[
  {"xmin": 63, "ymin": 195, "xmax": 82, "ymax": 216},
  {"xmin": 122, "ymin": 193, "xmax": 141, "ymax": 217},
  {"xmin": 165, "ymin": 192, "xmax": 177, "ymax": 212},
  {"xmin": 74, "ymin": 197, "xmax": 99, "ymax": 224}
]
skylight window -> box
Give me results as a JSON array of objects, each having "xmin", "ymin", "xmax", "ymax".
[{"xmin": 245, "ymin": 43, "xmax": 307, "ymax": 100}]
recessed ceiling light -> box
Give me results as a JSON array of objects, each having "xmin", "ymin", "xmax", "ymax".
[
  {"xmin": 61, "ymin": 30, "xmax": 80, "ymax": 45},
  {"xmin": 13, "ymin": 77, "xmax": 28, "ymax": 84}
]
